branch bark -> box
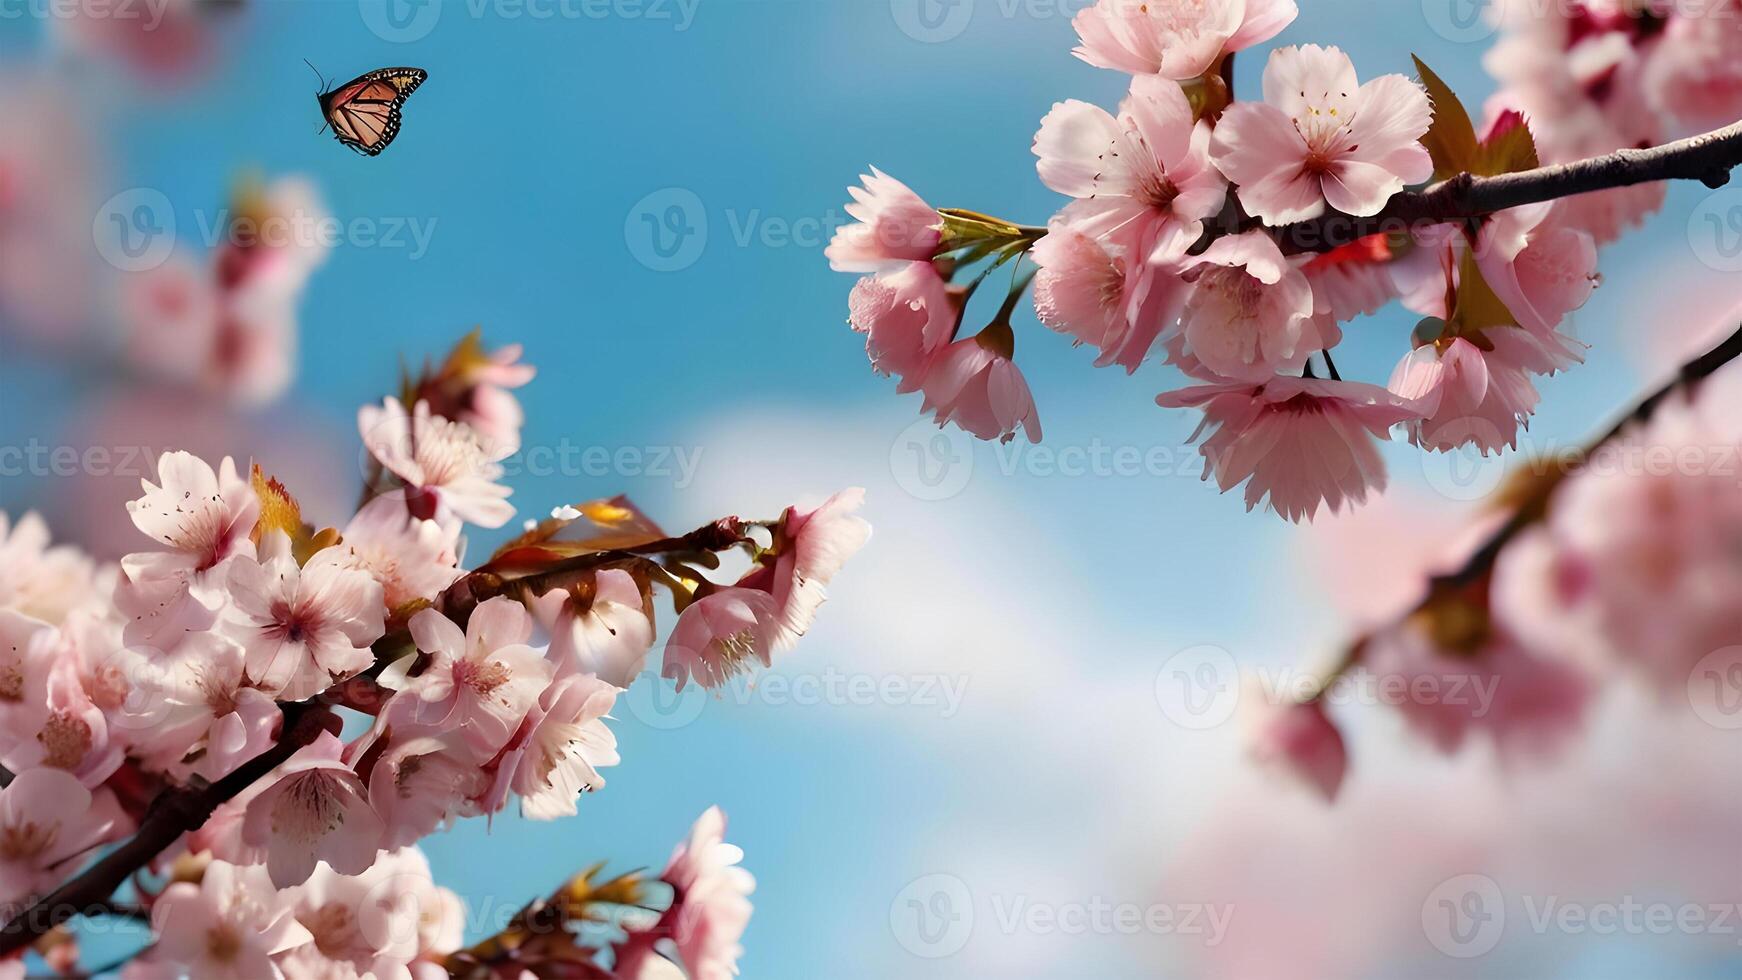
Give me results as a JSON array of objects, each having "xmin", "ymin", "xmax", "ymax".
[
  {"xmin": 0, "ymin": 702, "xmax": 333, "ymax": 957},
  {"xmin": 1269, "ymin": 119, "xmax": 1742, "ymax": 255}
]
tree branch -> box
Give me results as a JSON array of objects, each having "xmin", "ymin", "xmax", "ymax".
[
  {"xmin": 0, "ymin": 702, "xmax": 333, "ymax": 957},
  {"xmin": 1319, "ymin": 318, "xmax": 1742, "ymax": 690},
  {"xmin": 1271, "ymin": 118, "xmax": 1742, "ymax": 255}
]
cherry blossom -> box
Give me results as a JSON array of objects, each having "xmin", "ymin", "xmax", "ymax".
[
  {"xmin": 242, "ymin": 733, "xmax": 385, "ymax": 888},
  {"xmin": 0, "ymin": 768, "xmax": 128, "ymax": 904},
  {"xmin": 224, "ymin": 540, "xmax": 386, "ymax": 702},
  {"xmin": 486, "ymin": 673, "xmax": 620, "ymax": 821},
  {"xmin": 1031, "ymin": 222, "xmax": 1188, "ymax": 372},
  {"xmin": 661, "ymin": 806, "xmax": 754, "ymax": 980},
  {"xmin": 736, "ymin": 488, "xmax": 872, "ymax": 652},
  {"xmin": 277, "ymin": 848, "xmax": 452, "ymax": 979},
  {"xmin": 1033, "ymin": 74, "xmax": 1226, "ymax": 261},
  {"xmin": 151, "ymin": 631, "xmax": 281, "ymax": 782},
  {"xmin": 920, "ymin": 329, "xmax": 1044, "ymax": 444},
  {"xmin": 1173, "ymin": 230, "xmax": 1319, "ymax": 381},
  {"xmin": 117, "ymin": 451, "xmax": 259, "ymax": 650},
  {"xmin": 1474, "ymin": 203, "xmax": 1600, "ymax": 335},
  {"xmin": 1070, "ymin": 0, "xmax": 1298, "ymax": 80},
  {"xmin": 3, "ymin": 657, "xmax": 126, "ymax": 788},
  {"xmin": 1239, "ymin": 677, "xmax": 1348, "ymax": 802},
  {"xmin": 1212, "ymin": 45, "xmax": 1433, "ymax": 224},
  {"xmin": 662, "ymin": 588, "xmax": 780, "ymax": 692},
  {"xmin": 360, "ymin": 398, "xmax": 516, "ymax": 530},
  {"xmin": 0, "ymin": 511, "xmax": 95, "ymax": 626},
  {"xmin": 364, "ymin": 732, "xmax": 488, "ymax": 849},
  {"xmin": 531, "ymin": 569, "xmax": 655, "ymax": 687},
  {"xmin": 846, "ymin": 261, "xmax": 957, "ymax": 392},
  {"xmin": 336, "ymin": 492, "xmax": 463, "ymax": 614},
  {"xmin": 824, "ymin": 169, "xmax": 940, "ymax": 273},
  {"xmin": 382, "ymin": 598, "xmax": 553, "ymax": 757},
  {"xmin": 1388, "ymin": 328, "xmax": 1584, "ymax": 454},
  {"xmin": 130, "ymin": 860, "xmax": 311, "ymax": 979},
  {"xmin": 1157, "ymin": 375, "xmax": 1422, "ymax": 522}
]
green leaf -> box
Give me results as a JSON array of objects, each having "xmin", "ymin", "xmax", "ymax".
[
  {"xmin": 1449, "ymin": 248, "xmax": 1521, "ymax": 339},
  {"xmin": 1413, "ymin": 55, "xmax": 1478, "ymax": 181}
]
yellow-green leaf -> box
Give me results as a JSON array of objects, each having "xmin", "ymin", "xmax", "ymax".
[{"xmin": 1413, "ymin": 56, "xmax": 1478, "ymax": 181}]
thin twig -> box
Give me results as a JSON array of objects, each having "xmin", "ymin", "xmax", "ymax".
[{"xmin": 1321, "ymin": 319, "xmax": 1742, "ymax": 689}]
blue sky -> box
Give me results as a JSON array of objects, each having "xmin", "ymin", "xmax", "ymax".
[{"xmin": 3, "ymin": 1, "xmax": 1741, "ymax": 977}]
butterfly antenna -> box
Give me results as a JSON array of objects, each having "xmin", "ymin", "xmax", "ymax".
[{"xmin": 302, "ymin": 58, "xmax": 326, "ymax": 92}]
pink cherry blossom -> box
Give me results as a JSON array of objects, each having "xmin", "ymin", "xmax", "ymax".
[
  {"xmin": 1031, "ymin": 221, "xmax": 1189, "ymax": 372},
  {"xmin": 278, "ymin": 848, "xmax": 450, "ymax": 978},
  {"xmin": 1495, "ymin": 394, "xmax": 1742, "ymax": 694},
  {"xmin": 1174, "ymin": 231, "xmax": 1318, "ymax": 381},
  {"xmin": 1363, "ymin": 615, "xmax": 1592, "ymax": 761},
  {"xmin": 1157, "ymin": 375, "xmax": 1422, "ymax": 522},
  {"xmin": 133, "ymin": 860, "xmax": 311, "ymax": 979},
  {"xmin": 1239, "ymin": 678, "xmax": 1348, "ymax": 803},
  {"xmin": 1388, "ymin": 329, "xmax": 1584, "ymax": 454},
  {"xmin": 337, "ymin": 492, "xmax": 464, "ymax": 614},
  {"xmin": 1033, "ymin": 75, "xmax": 1226, "ymax": 260},
  {"xmin": 359, "ymin": 398, "xmax": 515, "ymax": 530},
  {"xmin": 530, "ymin": 569, "xmax": 655, "ymax": 687},
  {"xmin": 846, "ymin": 261, "xmax": 957, "ymax": 392},
  {"xmin": 364, "ymin": 732, "xmax": 488, "ymax": 850},
  {"xmin": 224, "ymin": 541, "xmax": 386, "ymax": 702},
  {"xmin": 824, "ymin": 169, "xmax": 940, "ymax": 273},
  {"xmin": 1213, "ymin": 45, "xmax": 1433, "ymax": 224},
  {"xmin": 0, "ymin": 610, "xmax": 57, "ymax": 750},
  {"xmin": 1474, "ymin": 203, "xmax": 1600, "ymax": 335},
  {"xmin": 661, "ymin": 806, "xmax": 754, "ymax": 980},
  {"xmin": 152, "ymin": 631, "xmax": 281, "ymax": 783},
  {"xmin": 242, "ymin": 733, "xmax": 385, "ymax": 888},
  {"xmin": 0, "ymin": 511, "xmax": 95, "ymax": 626},
  {"xmin": 0, "ymin": 768, "xmax": 128, "ymax": 904},
  {"xmin": 662, "ymin": 588, "xmax": 780, "ymax": 692},
  {"xmin": 383, "ymin": 598, "xmax": 553, "ymax": 757},
  {"xmin": 1643, "ymin": 0, "xmax": 1742, "ymax": 132},
  {"xmin": 737, "ymin": 489, "xmax": 872, "ymax": 652},
  {"xmin": 4, "ymin": 657, "xmax": 125, "ymax": 788},
  {"xmin": 1070, "ymin": 0, "xmax": 1298, "ymax": 79},
  {"xmin": 486, "ymin": 673, "xmax": 620, "ymax": 821},
  {"xmin": 920, "ymin": 330, "xmax": 1043, "ymax": 444},
  {"xmin": 117, "ymin": 452, "xmax": 259, "ymax": 650}
]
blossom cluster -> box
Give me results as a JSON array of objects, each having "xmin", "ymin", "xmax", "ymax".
[
  {"xmin": 120, "ymin": 176, "xmax": 330, "ymax": 405},
  {"xmin": 826, "ymin": 0, "xmax": 1740, "ymax": 523},
  {"xmin": 1246, "ymin": 360, "xmax": 1742, "ymax": 800},
  {"xmin": 0, "ymin": 333, "xmax": 868, "ymax": 978}
]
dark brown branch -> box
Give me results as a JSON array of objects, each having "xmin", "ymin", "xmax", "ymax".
[
  {"xmin": 0, "ymin": 702, "xmax": 334, "ymax": 957},
  {"xmin": 1272, "ymin": 119, "xmax": 1742, "ymax": 255}
]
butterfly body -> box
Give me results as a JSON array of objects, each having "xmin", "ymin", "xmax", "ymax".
[{"xmin": 317, "ymin": 66, "xmax": 427, "ymax": 156}]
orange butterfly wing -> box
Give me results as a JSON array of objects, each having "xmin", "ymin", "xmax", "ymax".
[{"xmin": 321, "ymin": 68, "xmax": 427, "ymax": 156}]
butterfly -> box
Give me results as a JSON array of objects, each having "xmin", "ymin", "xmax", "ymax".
[{"xmin": 311, "ymin": 64, "xmax": 428, "ymax": 156}]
